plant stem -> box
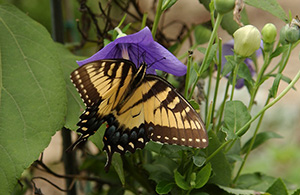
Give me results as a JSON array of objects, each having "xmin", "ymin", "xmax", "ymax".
[
  {"xmin": 211, "ymin": 38, "xmax": 223, "ymax": 125},
  {"xmin": 184, "ymin": 53, "xmax": 193, "ymax": 98},
  {"xmin": 151, "ymin": 0, "xmax": 163, "ymax": 38},
  {"xmin": 207, "ymin": 68, "xmax": 300, "ymax": 164},
  {"xmin": 188, "ymin": 13, "xmax": 223, "ymax": 99},
  {"xmin": 216, "ymin": 81, "xmax": 230, "ymax": 132}
]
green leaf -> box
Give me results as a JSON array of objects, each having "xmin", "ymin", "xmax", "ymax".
[
  {"xmin": 189, "ymin": 99, "xmax": 200, "ymax": 112},
  {"xmin": 174, "ymin": 170, "xmax": 190, "ymax": 190},
  {"xmin": 238, "ymin": 62, "xmax": 254, "ymax": 87},
  {"xmin": 156, "ymin": 180, "xmax": 175, "ymax": 194},
  {"xmin": 194, "ymin": 25, "xmax": 212, "ymax": 45},
  {"xmin": 0, "ymin": 4, "xmax": 67, "ymax": 194},
  {"xmin": 269, "ymin": 73, "xmax": 282, "ymax": 98},
  {"xmin": 162, "ymin": 0, "xmax": 178, "ymax": 10},
  {"xmin": 221, "ymin": 126, "xmax": 238, "ymax": 141},
  {"xmin": 206, "ymin": 131, "xmax": 232, "ymax": 186},
  {"xmin": 291, "ymin": 188, "xmax": 300, "ymax": 195},
  {"xmin": 244, "ymin": 0, "xmax": 288, "ymax": 22},
  {"xmin": 192, "ymin": 155, "xmax": 206, "ymax": 167},
  {"xmin": 236, "ymin": 173, "xmax": 276, "ymax": 192},
  {"xmin": 195, "ymin": 163, "xmax": 211, "ymax": 189},
  {"xmin": 266, "ymin": 178, "xmax": 288, "ymax": 195},
  {"xmin": 242, "ymin": 132, "xmax": 282, "ymax": 154},
  {"xmin": 270, "ymin": 45, "xmax": 288, "ymax": 59},
  {"xmin": 224, "ymin": 100, "xmax": 251, "ymax": 136},
  {"xmin": 111, "ymin": 154, "xmax": 125, "ymax": 186},
  {"xmin": 221, "ymin": 56, "xmax": 235, "ymax": 76},
  {"xmin": 218, "ymin": 185, "xmax": 260, "ymax": 195}
]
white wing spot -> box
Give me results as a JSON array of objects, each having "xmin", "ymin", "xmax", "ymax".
[
  {"xmin": 117, "ymin": 145, "xmax": 124, "ymax": 151},
  {"xmin": 188, "ymin": 138, "xmax": 193, "ymax": 142},
  {"xmin": 196, "ymin": 138, "xmax": 201, "ymax": 143},
  {"xmin": 164, "ymin": 136, "xmax": 169, "ymax": 140},
  {"xmin": 157, "ymin": 135, "xmax": 161, "ymax": 139},
  {"xmin": 107, "ymin": 145, "xmax": 111, "ymax": 152},
  {"xmin": 181, "ymin": 138, "xmax": 186, "ymax": 142},
  {"xmin": 172, "ymin": 137, "xmax": 178, "ymax": 141},
  {"xmin": 138, "ymin": 138, "xmax": 144, "ymax": 143},
  {"xmin": 129, "ymin": 142, "xmax": 134, "ymax": 149},
  {"xmin": 81, "ymin": 127, "xmax": 88, "ymax": 131},
  {"xmin": 202, "ymin": 138, "xmax": 207, "ymax": 143},
  {"xmin": 79, "ymin": 84, "xmax": 84, "ymax": 89},
  {"xmin": 81, "ymin": 120, "xmax": 87, "ymax": 123}
]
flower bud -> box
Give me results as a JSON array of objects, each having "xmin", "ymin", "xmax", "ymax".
[
  {"xmin": 285, "ymin": 25, "xmax": 300, "ymax": 43},
  {"xmin": 279, "ymin": 24, "xmax": 289, "ymax": 45},
  {"xmin": 261, "ymin": 23, "xmax": 277, "ymax": 43},
  {"xmin": 214, "ymin": 0, "xmax": 235, "ymax": 14},
  {"xmin": 233, "ymin": 25, "xmax": 261, "ymax": 57}
]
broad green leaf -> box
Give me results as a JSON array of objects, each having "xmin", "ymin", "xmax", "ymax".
[
  {"xmin": 218, "ymin": 185, "xmax": 261, "ymax": 195},
  {"xmin": 241, "ymin": 132, "xmax": 282, "ymax": 154},
  {"xmin": 221, "ymin": 126, "xmax": 238, "ymax": 141},
  {"xmin": 174, "ymin": 170, "xmax": 190, "ymax": 190},
  {"xmin": 156, "ymin": 180, "xmax": 175, "ymax": 194},
  {"xmin": 270, "ymin": 45, "xmax": 288, "ymax": 59},
  {"xmin": 195, "ymin": 163, "xmax": 211, "ymax": 189},
  {"xmin": 0, "ymin": 4, "xmax": 66, "ymax": 194},
  {"xmin": 224, "ymin": 101, "xmax": 251, "ymax": 136},
  {"xmin": 266, "ymin": 178, "xmax": 288, "ymax": 195},
  {"xmin": 194, "ymin": 25, "xmax": 212, "ymax": 45},
  {"xmin": 244, "ymin": 0, "xmax": 288, "ymax": 22},
  {"xmin": 206, "ymin": 131, "xmax": 232, "ymax": 186}
]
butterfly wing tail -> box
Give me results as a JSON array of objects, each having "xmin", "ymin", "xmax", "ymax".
[{"xmin": 66, "ymin": 135, "xmax": 86, "ymax": 152}]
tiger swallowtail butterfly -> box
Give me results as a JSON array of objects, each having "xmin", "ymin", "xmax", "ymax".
[{"xmin": 68, "ymin": 59, "xmax": 208, "ymax": 170}]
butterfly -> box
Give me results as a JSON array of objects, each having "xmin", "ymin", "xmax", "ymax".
[{"xmin": 68, "ymin": 59, "xmax": 208, "ymax": 171}]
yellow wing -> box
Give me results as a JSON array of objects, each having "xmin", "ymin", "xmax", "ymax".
[{"xmin": 69, "ymin": 59, "xmax": 137, "ymax": 140}]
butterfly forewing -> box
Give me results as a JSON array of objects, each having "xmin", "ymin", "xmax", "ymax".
[{"xmin": 142, "ymin": 75, "xmax": 208, "ymax": 148}]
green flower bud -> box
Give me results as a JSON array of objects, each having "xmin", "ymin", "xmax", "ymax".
[
  {"xmin": 279, "ymin": 24, "xmax": 289, "ymax": 45},
  {"xmin": 215, "ymin": 0, "xmax": 235, "ymax": 14},
  {"xmin": 233, "ymin": 25, "xmax": 261, "ymax": 57},
  {"xmin": 285, "ymin": 25, "xmax": 300, "ymax": 43},
  {"xmin": 261, "ymin": 23, "xmax": 277, "ymax": 43}
]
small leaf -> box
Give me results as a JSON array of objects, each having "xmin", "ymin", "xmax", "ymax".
[
  {"xmin": 224, "ymin": 100, "xmax": 251, "ymax": 136},
  {"xmin": 291, "ymin": 188, "xmax": 300, "ymax": 195},
  {"xmin": 162, "ymin": 0, "xmax": 178, "ymax": 10},
  {"xmin": 269, "ymin": 73, "xmax": 282, "ymax": 98},
  {"xmin": 238, "ymin": 62, "xmax": 254, "ymax": 86},
  {"xmin": 206, "ymin": 131, "xmax": 232, "ymax": 186},
  {"xmin": 192, "ymin": 156, "xmax": 206, "ymax": 167},
  {"xmin": 189, "ymin": 99, "xmax": 200, "ymax": 112},
  {"xmin": 244, "ymin": 0, "xmax": 287, "ymax": 22},
  {"xmin": 270, "ymin": 45, "xmax": 288, "ymax": 59},
  {"xmin": 195, "ymin": 163, "xmax": 211, "ymax": 189},
  {"xmin": 221, "ymin": 56, "xmax": 235, "ymax": 76},
  {"xmin": 236, "ymin": 173, "xmax": 276, "ymax": 191},
  {"xmin": 266, "ymin": 178, "xmax": 288, "ymax": 195},
  {"xmin": 218, "ymin": 185, "xmax": 260, "ymax": 195},
  {"xmin": 242, "ymin": 132, "xmax": 282, "ymax": 154},
  {"xmin": 221, "ymin": 126, "xmax": 238, "ymax": 141},
  {"xmin": 111, "ymin": 154, "xmax": 125, "ymax": 186},
  {"xmin": 174, "ymin": 170, "xmax": 190, "ymax": 190},
  {"xmin": 194, "ymin": 25, "xmax": 212, "ymax": 45},
  {"xmin": 156, "ymin": 180, "xmax": 175, "ymax": 194}
]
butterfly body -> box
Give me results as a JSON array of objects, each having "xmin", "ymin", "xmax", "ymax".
[{"xmin": 70, "ymin": 59, "xmax": 208, "ymax": 170}]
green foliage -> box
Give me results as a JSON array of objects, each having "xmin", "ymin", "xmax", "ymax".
[{"xmin": 0, "ymin": 4, "xmax": 68, "ymax": 194}]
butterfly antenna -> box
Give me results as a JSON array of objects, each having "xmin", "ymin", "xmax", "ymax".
[{"xmin": 148, "ymin": 57, "xmax": 166, "ymax": 69}]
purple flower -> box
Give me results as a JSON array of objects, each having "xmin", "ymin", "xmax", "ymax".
[
  {"xmin": 77, "ymin": 27, "xmax": 187, "ymax": 76},
  {"xmin": 221, "ymin": 39, "xmax": 262, "ymax": 89}
]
